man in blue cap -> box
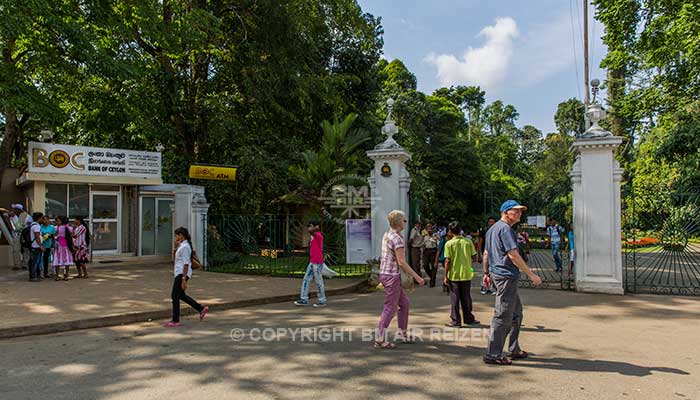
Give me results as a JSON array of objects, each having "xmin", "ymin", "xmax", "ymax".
[{"xmin": 482, "ymin": 200, "xmax": 542, "ymax": 365}]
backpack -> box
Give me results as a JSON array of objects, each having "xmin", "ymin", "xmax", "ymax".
[{"xmin": 20, "ymin": 223, "xmax": 38, "ymax": 249}]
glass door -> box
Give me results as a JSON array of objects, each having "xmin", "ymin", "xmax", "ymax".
[
  {"xmin": 140, "ymin": 197, "xmax": 174, "ymax": 256},
  {"xmin": 91, "ymin": 192, "xmax": 121, "ymax": 254}
]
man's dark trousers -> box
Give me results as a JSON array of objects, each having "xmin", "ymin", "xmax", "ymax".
[
  {"xmin": 448, "ymin": 280, "xmax": 476, "ymax": 325},
  {"xmin": 485, "ymin": 274, "xmax": 523, "ymax": 359}
]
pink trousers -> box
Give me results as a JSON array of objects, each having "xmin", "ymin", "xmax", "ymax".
[{"xmin": 377, "ymin": 273, "xmax": 410, "ymax": 339}]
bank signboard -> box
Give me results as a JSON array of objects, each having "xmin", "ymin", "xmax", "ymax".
[{"xmin": 28, "ymin": 142, "xmax": 161, "ymax": 180}]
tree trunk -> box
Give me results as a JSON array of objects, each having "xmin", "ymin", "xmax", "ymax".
[
  {"xmin": 0, "ymin": 108, "xmax": 20, "ymax": 187},
  {"xmin": 607, "ymin": 67, "xmax": 631, "ymax": 169}
]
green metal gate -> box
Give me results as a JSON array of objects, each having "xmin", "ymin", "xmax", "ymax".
[{"xmin": 623, "ymin": 186, "xmax": 700, "ymax": 295}]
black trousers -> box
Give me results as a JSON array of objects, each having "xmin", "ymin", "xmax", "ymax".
[
  {"xmin": 448, "ymin": 280, "xmax": 476, "ymax": 325},
  {"xmin": 172, "ymin": 274, "xmax": 204, "ymax": 323},
  {"xmin": 422, "ymin": 248, "xmax": 437, "ymax": 286},
  {"xmin": 42, "ymin": 250, "xmax": 52, "ymax": 277}
]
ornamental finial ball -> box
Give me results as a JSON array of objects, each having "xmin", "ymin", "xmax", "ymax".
[
  {"xmin": 591, "ymin": 78, "xmax": 600, "ymax": 88},
  {"xmin": 387, "ymin": 98, "xmax": 394, "ymax": 107}
]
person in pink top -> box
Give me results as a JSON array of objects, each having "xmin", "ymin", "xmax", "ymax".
[
  {"xmin": 294, "ymin": 220, "xmax": 327, "ymax": 307},
  {"xmin": 72, "ymin": 217, "xmax": 90, "ymax": 278},
  {"xmin": 374, "ymin": 210, "xmax": 425, "ymax": 349},
  {"xmin": 52, "ymin": 216, "xmax": 74, "ymax": 281}
]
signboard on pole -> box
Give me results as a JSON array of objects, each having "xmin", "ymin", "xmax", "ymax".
[
  {"xmin": 345, "ymin": 219, "xmax": 372, "ymax": 265},
  {"xmin": 527, "ymin": 215, "xmax": 547, "ymax": 228},
  {"xmin": 188, "ymin": 165, "xmax": 237, "ymax": 181}
]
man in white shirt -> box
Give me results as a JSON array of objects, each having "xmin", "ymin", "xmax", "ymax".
[
  {"xmin": 28, "ymin": 212, "xmax": 45, "ymax": 281},
  {"xmin": 408, "ymin": 221, "xmax": 424, "ymax": 280},
  {"xmin": 10, "ymin": 204, "xmax": 29, "ymax": 270}
]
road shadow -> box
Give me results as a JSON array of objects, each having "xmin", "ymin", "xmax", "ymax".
[{"xmin": 516, "ymin": 355, "xmax": 690, "ymax": 377}]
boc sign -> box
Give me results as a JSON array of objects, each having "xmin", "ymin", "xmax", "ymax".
[{"xmin": 28, "ymin": 142, "xmax": 161, "ymax": 179}]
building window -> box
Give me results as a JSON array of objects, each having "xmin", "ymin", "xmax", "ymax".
[
  {"xmin": 69, "ymin": 184, "xmax": 89, "ymax": 218},
  {"xmin": 44, "ymin": 183, "xmax": 90, "ymax": 219},
  {"xmin": 45, "ymin": 183, "xmax": 67, "ymax": 218}
]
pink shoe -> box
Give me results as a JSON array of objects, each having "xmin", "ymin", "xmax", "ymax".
[
  {"xmin": 199, "ymin": 306, "xmax": 209, "ymax": 321},
  {"xmin": 164, "ymin": 321, "xmax": 181, "ymax": 327}
]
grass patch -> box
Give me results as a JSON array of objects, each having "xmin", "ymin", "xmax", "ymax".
[{"xmin": 208, "ymin": 254, "xmax": 370, "ymax": 278}]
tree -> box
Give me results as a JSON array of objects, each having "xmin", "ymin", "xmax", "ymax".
[
  {"xmin": 554, "ymin": 98, "xmax": 586, "ymax": 137},
  {"xmin": 0, "ymin": 1, "xmax": 89, "ymax": 184},
  {"xmin": 483, "ymin": 100, "xmax": 519, "ymax": 137}
]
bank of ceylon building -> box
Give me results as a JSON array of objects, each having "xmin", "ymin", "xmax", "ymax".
[{"xmin": 1, "ymin": 142, "xmax": 209, "ymax": 267}]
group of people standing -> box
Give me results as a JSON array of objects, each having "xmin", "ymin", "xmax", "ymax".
[
  {"xmin": 5, "ymin": 204, "xmax": 90, "ymax": 282},
  {"xmin": 374, "ymin": 200, "xmax": 544, "ymax": 366}
]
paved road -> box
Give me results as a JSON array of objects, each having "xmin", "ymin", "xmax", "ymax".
[{"xmin": 2, "ymin": 283, "xmax": 699, "ymax": 400}]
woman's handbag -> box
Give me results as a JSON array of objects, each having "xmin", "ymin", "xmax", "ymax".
[
  {"xmin": 400, "ymin": 268, "xmax": 415, "ymax": 292},
  {"xmin": 191, "ymin": 252, "xmax": 202, "ymax": 270}
]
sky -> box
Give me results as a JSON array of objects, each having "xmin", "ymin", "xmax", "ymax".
[{"xmin": 356, "ymin": 0, "xmax": 607, "ymax": 134}]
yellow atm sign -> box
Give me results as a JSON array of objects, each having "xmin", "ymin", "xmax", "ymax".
[{"xmin": 188, "ymin": 165, "xmax": 237, "ymax": 181}]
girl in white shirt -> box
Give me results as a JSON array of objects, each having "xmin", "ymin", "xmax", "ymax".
[{"xmin": 165, "ymin": 227, "xmax": 208, "ymax": 327}]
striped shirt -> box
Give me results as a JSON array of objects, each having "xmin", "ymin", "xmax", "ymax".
[{"xmin": 380, "ymin": 230, "xmax": 404, "ymax": 275}]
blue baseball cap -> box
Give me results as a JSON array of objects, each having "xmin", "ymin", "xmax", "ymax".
[{"xmin": 500, "ymin": 200, "xmax": 527, "ymax": 213}]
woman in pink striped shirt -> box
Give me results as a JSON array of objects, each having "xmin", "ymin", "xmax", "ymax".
[{"xmin": 375, "ymin": 210, "xmax": 425, "ymax": 349}]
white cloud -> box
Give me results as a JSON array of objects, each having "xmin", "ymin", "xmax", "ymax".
[
  {"xmin": 511, "ymin": 13, "xmax": 578, "ymax": 88},
  {"xmin": 424, "ymin": 17, "xmax": 518, "ymax": 91}
]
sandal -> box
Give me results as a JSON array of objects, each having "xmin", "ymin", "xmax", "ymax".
[
  {"xmin": 483, "ymin": 356, "xmax": 512, "ymax": 365},
  {"xmin": 394, "ymin": 334, "xmax": 416, "ymax": 344},
  {"xmin": 507, "ymin": 350, "xmax": 529, "ymax": 359},
  {"xmin": 373, "ymin": 340, "xmax": 396, "ymax": 349}
]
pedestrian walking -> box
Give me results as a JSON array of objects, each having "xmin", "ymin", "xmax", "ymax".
[
  {"xmin": 546, "ymin": 218, "xmax": 565, "ymax": 271},
  {"xmin": 9, "ymin": 204, "xmax": 29, "ymax": 270},
  {"xmin": 40, "ymin": 215, "xmax": 56, "ymax": 278},
  {"xmin": 480, "ymin": 217, "xmax": 497, "ymax": 295},
  {"xmin": 294, "ymin": 220, "xmax": 327, "ymax": 307},
  {"xmin": 443, "ymin": 221, "xmax": 479, "ymax": 327},
  {"xmin": 408, "ymin": 221, "xmax": 424, "ymax": 282},
  {"xmin": 436, "ymin": 230, "xmax": 453, "ymax": 293},
  {"xmin": 568, "ymin": 223, "xmax": 575, "ymax": 275},
  {"xmin": 72, "ymin": 217, "xmax": 90, "ymax": 278},
  {"xmin": 482, "ymin": 200, "xmax": 542, "ymax": 365},
  {"xmin": 27, "ymin": 212, "xmax": 44, "ymax": 281},
  {"xmin": 52, "ymin": 216, "xmax": 74, "ymax": 281},
  {"xmin": 165, "ymin": 227, "xmax": 208, "ymax": 327},
  {"xmin": 422, "ymin": 223, "xmax": 439, "ymax": 287},
  {"xmin": 374, "ymin": 210, "xmax": 425, "ymax": 349}
]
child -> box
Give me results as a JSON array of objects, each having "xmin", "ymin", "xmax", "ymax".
[
  {"xmin": 294, "ymin": 220, "xmax": 327, "ymax": 307},
  {"xmin": 53, "ymin": 216, "xmax": 74, "ymax": 281},
  {"xmin": 72, "ymin": 217, "xmax": 90, "ymax": 278}
]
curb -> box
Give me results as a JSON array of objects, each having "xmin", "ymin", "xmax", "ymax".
[{"xmin": 0, "ymin": 279, "xmax": 369, "ymax": 340}]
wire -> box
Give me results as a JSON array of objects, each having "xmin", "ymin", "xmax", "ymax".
[{"xmin": 569, "ymin": 0, "xmax": 582, "ymax": 100}]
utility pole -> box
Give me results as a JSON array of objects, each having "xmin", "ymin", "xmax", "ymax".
[{"xmin": 583, "ymin": 0, "xmax": 590, "ymax": 106}]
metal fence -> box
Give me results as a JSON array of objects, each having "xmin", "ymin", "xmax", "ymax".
[
  {"xmin": 623, "ymin": 186, "xmax": 700, "ymax": 295},
  {"xmin": 516, "ymin": 226, "xmax": 574, "ymax": 290},
  {"xmin": 204, "ymin": 214, "xmax": 371, "ymax": 278}
]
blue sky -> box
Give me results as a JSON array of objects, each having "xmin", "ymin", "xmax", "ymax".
[{"xmin": 357, "ymin": 0, "xmax": 606, "ymax": 134}]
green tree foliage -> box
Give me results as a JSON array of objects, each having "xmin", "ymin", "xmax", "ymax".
[
  {"xmin": 595, "ymin": 0, "xmax": 700, "ymax": 196},
  {"xmin": 554, "ymin": 98, "xmax": 586, "ymax": 137},
  {"xmin": 288, "ymin": 113, "xmax": 371, "ymax": 203}
]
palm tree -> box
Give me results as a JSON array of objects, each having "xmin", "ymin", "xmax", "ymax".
[{"xmin": 288, "ymin": 113, "xmax": 371, "ymax": 209}]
